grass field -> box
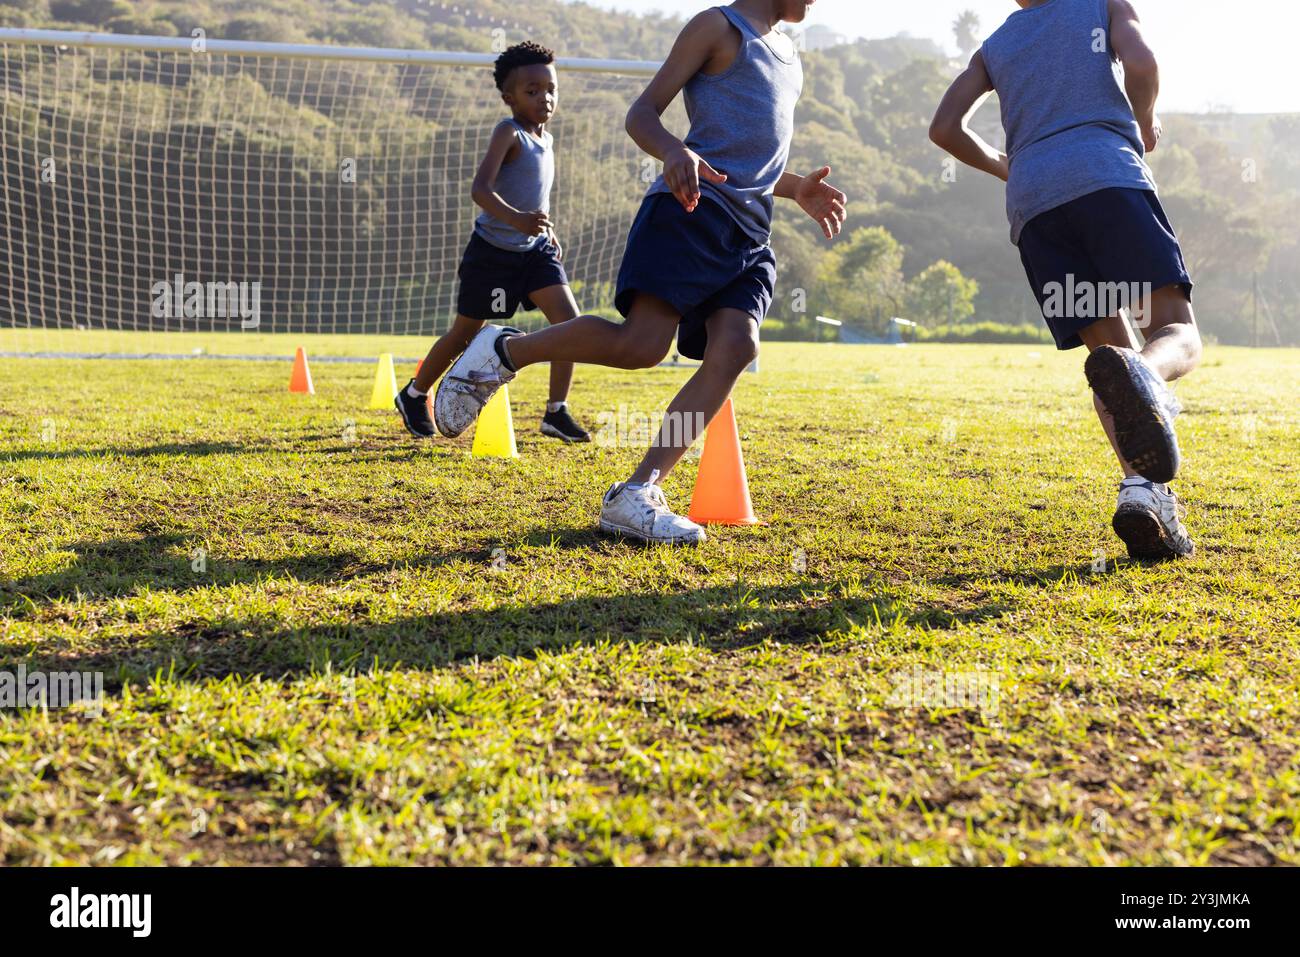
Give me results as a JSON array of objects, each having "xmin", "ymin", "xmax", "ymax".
[{"xmin": 2, "ymin": 340, "xmax": 1298, "ymax": 865}]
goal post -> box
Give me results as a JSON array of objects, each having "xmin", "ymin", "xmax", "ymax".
[{"xmin": 0, "ymin": 28, "xmax": 663, "ymax": 359}]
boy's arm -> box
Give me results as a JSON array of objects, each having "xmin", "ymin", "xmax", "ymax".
[
  {"xmin": 471, "ymin": 122, "xmax": 553, "ymax": 237},
  {"xmin": 929, "ymin": 51, "xmax": 1009, "ymax": 182},
  {"xmin": 625, "ymin": 10, "xmax": 732, "ymax": 212},
  {"xmin": 1109, "ymin": 0, "xmax": 1161, "ymax": 152},
  {"xmin": 775, "ymin": 168, "xmax": 847, "ymax": 239}
]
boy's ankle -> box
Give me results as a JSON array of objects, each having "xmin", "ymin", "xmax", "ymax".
[{"xmin": 495, "ymin": 334, "xmax": 519, "ymax": 373}]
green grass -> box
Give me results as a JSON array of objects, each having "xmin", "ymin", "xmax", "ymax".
[{"xmin": 2, "ymin": 340, "xmax": 1298, "ymax": 865}]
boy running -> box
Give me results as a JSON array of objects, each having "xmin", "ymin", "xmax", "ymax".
[
  {"xmin": 930, "ymin": 0, "xmax": 1203, "ymax": 560},
  {"xmin": 395, "ymin": 41, "xmax": 591, "ymax": 444},
  {"xmin": 433, "ymin": 0, "xmax": 845, "ymax": 545}
]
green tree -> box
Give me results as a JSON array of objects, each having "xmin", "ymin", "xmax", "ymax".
[
  {"xmin": 818, "ymin": 226, "xmax": 905, "ymax": 331},
  {"xmin": 952, "ymin": 10, "xmax": 981, "ymax": 60},
  {"xmin": 0, "ymin": 0, "xmax": 49, "ymax": 15},
  {"xmin": 50, "ymin": 0, "xmax": 129, "ymax": 24},
  {"xmin": 905, "ymin": 260, "xmax": 979, "ymax": 325},
  {"xmin": 222, "ymin": 14, "xmax": 309, "ymax": 43}
]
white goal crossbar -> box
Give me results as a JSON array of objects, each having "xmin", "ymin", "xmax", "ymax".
[{"xmin": 0, "ymin": 28, "xmax": 661, "ymax": 75}]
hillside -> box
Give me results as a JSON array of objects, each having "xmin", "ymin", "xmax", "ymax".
[{"xmin": 0, "ymin": 0, "xmax": 1295, "ymax": 344}]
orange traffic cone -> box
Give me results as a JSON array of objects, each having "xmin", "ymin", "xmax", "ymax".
[
  {"xmin": 688, "ymin": 397, "xmax": 760, "ymax": 526},
  {"xmin": 289, "ymin": 347, "xmax": 314, "ymax": 394}
]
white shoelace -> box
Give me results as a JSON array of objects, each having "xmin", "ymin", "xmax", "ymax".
[
  {"xmin": 1160, "ymin": 385, "xmax": 1183, "ymax": 419},
  {"xmin": 1129, "ymin": 481, "xmax": 1188, "ymax": 524},
  {"xmin": 635, "ymin": 470, "xmax": 670, "ymax": 522},
  {"xmin": 450, "ymin": 369, "xmax": 507, "ymax": 388}
]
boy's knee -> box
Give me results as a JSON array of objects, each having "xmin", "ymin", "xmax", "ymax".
[
  {"xmin": 706, "ymin": 321, "xmax": 760, "ymax": 370},
  {"xmin": 1183, "ymin": 325, "xmax": 1204, "ymax": 367},
  {"xmin": 450, "ymin": 319, "xmax": 483, "ymax": 350},
  {"xmin": 616, "ymin": 335, "xmax": 668, "ymax": 370}
]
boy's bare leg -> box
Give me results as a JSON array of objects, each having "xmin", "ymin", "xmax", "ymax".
[
  {"xmin": 524, "ymin": 283, "xmax": 581, "ymax": 403},
  {"xmin": 1081, "ymin": 313, "xmax": 1140, "ymax": 476},
  {"xmin": 1079, "ymin": 286, "xmax": 1201, "ymax": 558},
  {"xmin": 1079, "ymin": 285, "xmax": 1202, "ymax": 476},
  {"xmin": 502, "ymin": 293, "xmax": 680, "ymax": 371},
  {"xmin": 499, "ymin": 298, "xmax": 760, "ymax": 484},
  {"xmin": 1132, "ymin": 285, "xmax": 1202, "ymax": 382},
  {"xmin": 628, "ymin": 309, "xmax": 759, "ymax": 485},
  {"xmin": 413, "ymin": 314, "xmax": 483, "ymax": 393}
]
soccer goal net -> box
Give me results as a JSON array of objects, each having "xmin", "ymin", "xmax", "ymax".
[{"xmin": 0, "ymin": 28, "xmax": 662, "ymax": 359}]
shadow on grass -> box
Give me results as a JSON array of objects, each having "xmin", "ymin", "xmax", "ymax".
[
  {"xmin": 0, "ymin": 533, "xmax": 381, "ymax": 617},
  {"xmin": 3, "ymin": 529, "xmax": 1022, "ymax": 683},
  {"xmin": 3, "ymin": 585, "xmax": 1013, "ymax": 687},
  {"xmin": 3, "ymin": 441, "xmax": 271, "ymax": 462},
  {"xmin": 933, "ymin": 563, "xmax": 1095, "ymax": 587},
  {"xmin": 932, "ymin": 556, "xmax": 1167, "ymax": 588},
  {"xmin": 1, "ymin": 528, "xmax": 627, "ymax": 620}
]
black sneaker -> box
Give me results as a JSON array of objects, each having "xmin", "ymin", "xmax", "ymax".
[
  {"xmin": 541, "ymin": 405, "xmax": 591, "ymax": 443},
  {"xmin": 394, "ymin": 379, "xmax": 436, "ymax": 438},
  {"xmin": 1084, "ymin": 345, "xmax": 1183, "ymax": 484}
]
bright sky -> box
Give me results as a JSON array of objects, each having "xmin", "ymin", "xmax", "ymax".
[{"xmin": 569, "ymin": 0, "xmax": 1296, "ymax": 114}]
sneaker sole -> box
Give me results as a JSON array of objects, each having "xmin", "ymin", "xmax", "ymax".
[
  {"xmin": 1112, "ymin": 506, "xmax": 1194, "ymax": 561},
  {"xmin": 433, "ymin": 326, "xmax": 519, "ymax": 439},
  {"xmin": 433, "ymin": 380, "xmax": 482, "ymax": 438},
  {"xmin": 1085, "ymin": 346, "xmax": 1181, "ymax": 484},
  {"xmin": 540, "ymin": 422, "xmax": 592, "ymax": 444},
  {"xmin": 598, "ymin": 518, "xmax": 706, "ymax": 546},
  {"xmin": 394, "ymin": 394, "xmax": 435, "ymax": 439}
]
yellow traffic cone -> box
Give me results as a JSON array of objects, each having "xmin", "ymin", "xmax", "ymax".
[
  {"xmin": 472, "ymin": 385, "xmax": 518, "ymax": 458},
  {"xmin": 368, "ymin": 353, "xmax": 398, "ymax": 409}
]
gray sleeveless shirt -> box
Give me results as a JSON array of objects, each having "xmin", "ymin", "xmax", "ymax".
[
  {"xmin": 981, "ymin": 0, "xmax": 1157, "ymax": 243},
  {"xmin": 475, "ymin": 119, "xmax": 555, "ymax": 252},
  {"xmin": 647, "ymin": 5, "xmax": 803, "ymax": 245}
]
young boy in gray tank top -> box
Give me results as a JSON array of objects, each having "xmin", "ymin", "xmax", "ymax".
[
  {"xmin": 395, "ymin": 42, "xmax": 592, "ymax": 445},
  {"xmin": 434, "ymin": 1, "xmax": 848, "ymax": 546},
  {"xmin": 931, "ymin": 0, "xmax": 1204, "ymax": 562}
]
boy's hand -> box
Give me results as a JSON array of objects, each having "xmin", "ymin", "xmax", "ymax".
[
  {"xmin": 795, "ymin": 167, "xmax": 847, "ymax": 239},
  {"xmin": 1141, "ymin": 115, "xmax": 1163, "ymax": 153},
  {"xmin": 512, "ymin": 210, "xmax": 554, "ymax": 238},
  {"xmin": 664, "ymin": 145, "xmax": 727, "ymax": 213}
]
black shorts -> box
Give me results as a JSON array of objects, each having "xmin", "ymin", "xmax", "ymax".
[
  {"xmin": 615, "ymin": 194, "xmax": 776, "ymax": 361},
  {"xmin": 456, "ymin": 232, "xmax": 568, "ymax": 322},
  {"xmin": 1018, "ymin": 187, "xmax": 1193, "ymax": 350}
]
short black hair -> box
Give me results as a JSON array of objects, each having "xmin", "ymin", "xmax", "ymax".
[{"xmin": 493, "ymin": 41, "xmax": 555, "ymax": 92}]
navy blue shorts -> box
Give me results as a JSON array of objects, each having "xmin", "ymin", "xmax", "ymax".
[
  {"xmin": 615, "ymin": 194, "xmax": 776, "ymax": 361},
  {"xmin": 1018, "ymin": 187, "xmax": 1193, "ymax": 351},
  {"xmin": 457, "ymin": 232, "xmax": 568, "ymax": 322}
]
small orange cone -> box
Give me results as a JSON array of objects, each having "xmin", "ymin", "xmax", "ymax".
[
  {"xmin": 289, "ymin": 347, "xmax": 314, "ymax": 394},
  {"xmin": 688, "ymin": 397, "xmax": 760, "ymax": 526}
]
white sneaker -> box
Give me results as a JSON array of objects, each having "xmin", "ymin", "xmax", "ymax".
[
  {"xmin": 599, "ymin": 472, "xmax": 706, "ymax": 546},
  {"xmin": 1113, "ymin": 477, "xmax": 1195, "ymax": 560},
  {"xmin": 433, "ymin": 325, "xmax": 519, "ymax": 438}
]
